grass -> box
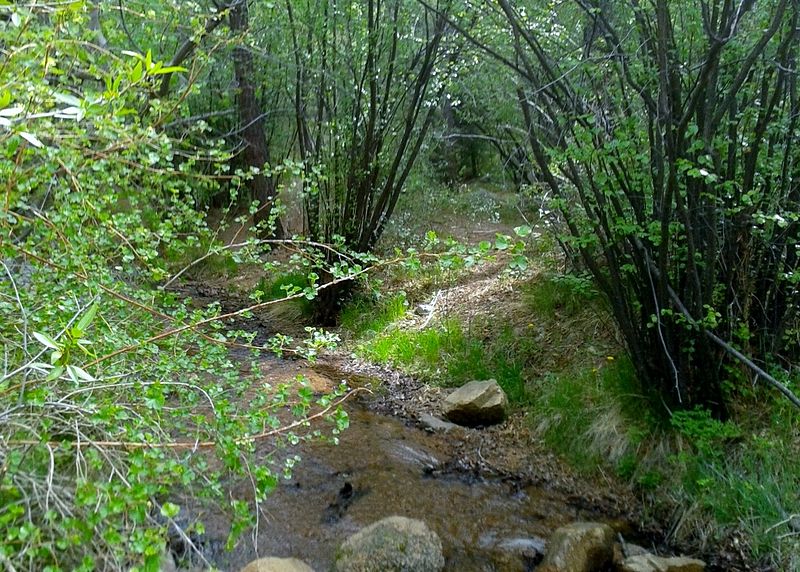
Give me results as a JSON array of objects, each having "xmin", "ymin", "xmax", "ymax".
[
  {"xmin": 253, "ymin": 271, "xmax": 315, "ymax": 318},
  {"xmin": 533, "ymin": 356, "xmax": 647, "ymax": 475},
  {"xmin": 340, "ymin": 276, "xmax": 565, "ymax": 405},
  {"xmin": 339, "ymin": 292, "xmax": 409, "ymax": 338},
  {"xmin": 353, "ymin": 319, "xmax": 534, "ymax": 404},
  {"xmin": 524, "ymin": 272, "xmax": 599, "ymax": 317},
  {"xmin": 530, "ymin": 346, "xmax": 800, "ymax": 567},
  {"xmin": 665, "ymin": 403, "xmax": 800, "ymax": 565}
]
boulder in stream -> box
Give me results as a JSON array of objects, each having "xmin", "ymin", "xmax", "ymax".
[
  {"xmin": 442, "ymin": 379, "xmax": 508, "ymax": 427},
  {"xmin": 488, "ymin": 536, "xmax": 546, "ymax": 571},
  {"xmin": 418, "ymin": 412, "xmax": 460, "ymax": 433},
  {"xmin": 620, "ymin": 554, "xmax": 706, "ymax": 572},
  {"xmin": 538, "ymin": 521, "xmax": 615, "ymax": 572},
  {"xmin": 334, "ymin": 516, "xmax": 444, "ymax": 572},
  {"xmin": 239, "ymin": 557, "xmax": 314, "ymax": 572}
]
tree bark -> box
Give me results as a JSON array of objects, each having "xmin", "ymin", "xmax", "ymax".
[{"xmin": 230, "ymin": 0, "xmax": 283, "ymax": 237}]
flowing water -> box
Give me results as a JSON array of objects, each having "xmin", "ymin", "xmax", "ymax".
[
  {"xmin": 185, "ymin": 390, "xmax": 629, "ymax": 571},
  {"xmin": 162, "ymin": 288, "xmax": 633, "ymax": 571}
]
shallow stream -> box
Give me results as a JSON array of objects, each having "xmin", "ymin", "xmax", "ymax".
[{"xmin": 194, "ymin": 389, "xmax": 629, "ymax": 571}]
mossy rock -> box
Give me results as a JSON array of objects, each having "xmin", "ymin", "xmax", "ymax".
[{"xmin": 334, "ymin": 516, "xmax": 444, "ymax": 572}]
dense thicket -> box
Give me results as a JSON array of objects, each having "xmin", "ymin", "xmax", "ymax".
[
  {"xmin": 453, "ymin": 0, "xmax": 800, "ymax": 414},
  {"xmin": 0, "ymin": 3, "xmax": 348, "ymax": 569}
]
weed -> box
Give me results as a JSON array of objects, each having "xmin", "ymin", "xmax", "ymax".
[
  {"xmin": 532, "ymin": 357, "xmax": 649, "ymax": 473},
  {"xmin": 357, "ymin": 321, "xmax": 530, "ymax": 403},
  {"xmin": 665, "ymin": 404, "xmax": 800, "ymax": 563},
  {"xmin": 531, "ymin": 357, "xmax": 800, "ymax": 566}
]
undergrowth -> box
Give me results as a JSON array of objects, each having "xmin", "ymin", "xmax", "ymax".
[
  {"xmin": 528, "ymin": 308, "xmax": 800, "ymax": 567},
  {"xmin": 340, "ymin": 290, "xmax": 536, "ymax": 404},
  {"xmin": 252, "ymin": 272, "xmax": 315, "ymax": 318}
]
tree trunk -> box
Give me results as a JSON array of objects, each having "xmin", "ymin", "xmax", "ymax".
[{"xmin": 230, "ymin": 0, "xmax": 283, "ymax": 237}]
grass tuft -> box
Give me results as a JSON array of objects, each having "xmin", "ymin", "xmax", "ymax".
[
  {"xmin": 253, "ymin": 272, "xmax": 315, "ymax": 318},
  {"xmin": 339, "ymin": 292, "xmax": 409, "ymax": 337}
]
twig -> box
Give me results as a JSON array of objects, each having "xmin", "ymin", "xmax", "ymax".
[
  {"xmin": 161, "ymin": 237, "xmax": 356, "ymax": 289},
  {"xmin": 766, "ymin": 513, "xmax": 800, "ymax": 533},
  {"xmin": 6, "ymin": 387, "xmax": 368, "ymax": 450}
]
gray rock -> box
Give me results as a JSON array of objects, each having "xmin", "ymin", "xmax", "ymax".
[
  {"xmin": 239, "ymin": 557, "xmax": 315, "ymax": 572},
  {"xmin": 620, "ymin": 554, "xmax": 706, "ymax": 572},
  {"xmin": 538, "ymin": 522, "xmax": 615, "ymax": 572},
  {"xmin": 334, "ymin": 516, "xmax": 444, "ymax": 572},
  {"xmin": 418, "ymin": 413, "xmax": 459, "ymax": 433},
  {"xmin": 488, "ymin": 537, "xmax": 546, "ymax": 571},
  {"xmin": 496, "ymin": 537, "xmax": 546, "ymax": 554},
  {"xmin": 442, "ymin": 379, "xmax": 508, "ymax": 427},
  {"xmin": 624, "ymin": 543, "xmax": 651, "ymax": 558}
]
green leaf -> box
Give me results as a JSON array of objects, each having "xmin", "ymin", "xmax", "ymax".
[
  {"xmin": 76, "ymin": 303, "xmax": 99, "ymax": 332},
  {"xmin": 67, "ymin": 365, "xmax": 95, "ymax": 383},
  {"xmin": 130, "ymin": 61, "xmax": 144, "ymax": 83},
  {"xmin": 33, "ymin": 332, "xmax": 60, "ymax": 350},
  {"xmin": 45, "ymin": 365, "xmax": 65, "ymax": 382},
  {"xmin": 159, "ymin": 502, "xmax": 180, "ymax": 519},
  {"xmin": 146, "ymin": 66, "xmax": 188, "ymax": 76},
  {"xmin": 494, "ymin": 234, "xmax": 509, "ymax": 250},
  {"xmin": 19, "ymin": 132, "xmax": 45, "ymax": 148},
  {"xmin": 513, "ymin": 225, "xmax": 532, "ymax": 238},
  {"xmin": 53, "ymin": 92, "xmax": 81, "ymax": 107},
  {"xmin": 510, "ymin": 255, "xmax": 529, "ymax": 271}
]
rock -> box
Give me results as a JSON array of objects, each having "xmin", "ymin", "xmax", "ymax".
[
  {"xmin": 495, "ymin": 536, "xmax": 547, "ymax": 554},
  {"xmin": 538, "ymin": 522, "xmax": 615, "ymax": 572},
  {"xmin": 624, "ymin": 544, "xmax": 651, "ymax": 558},
  {"xmin": 615, "ymin": 542, "xmax": 651, "ymax": 567},
  {"xmin": 159, "ymin": 551, "xmax": 178, "ymax": 572},
  {"xmin": 442, "ymin": 379, "xmax": 508, "ymax": 427},
  {"xmin": 620, "ymin": 554, "xmax": 706, "ymax": 572},
  {"xmin": 334, "ymin": 516, "xmax": 444, "ymax": 572},
  {"xmin": 488, "ymin": 537, "xmax": 546, "ymax": 571},
  {"xmin": 418, "ymin": 413, "xmax": 459, "ymax": 433},
  {"xmin": 239, "ymin": 557, "xmax": 315, "ymax": 572}
]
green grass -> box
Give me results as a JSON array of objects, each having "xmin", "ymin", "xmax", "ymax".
[
  {"xmin": 344, "ymin": 311, "xmax": 535, "ymax": 403},
  {"xmin": 339, "ymin": 292, "xmax": 409, "ymax": 337},
  {"xmin": 666, "ymin": 404, "xmax": 800, "ymax": 565},
  {"xmin": 529, "ymin": 355, "xmax": 800, "ymax": 567},
  {"xmin": 253, "ymin": 271, "xmax": 315, "ymax": 317},
  {"xmin": 523, "ymin": 272, "xmax": 599, "ymax": 318},
  {"xmin": 532, "ymin": 357, "xmax": 653, "ymax": 473}
]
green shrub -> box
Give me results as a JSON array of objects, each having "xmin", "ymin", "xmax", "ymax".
[{"xmin": 253, "ymin": 272, "xmax": 316, "ymax": 318}]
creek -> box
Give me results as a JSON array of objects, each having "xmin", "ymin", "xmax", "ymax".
[{"xmin": 179, "ymin": 364, "xmax": 636, "ymax": 572}]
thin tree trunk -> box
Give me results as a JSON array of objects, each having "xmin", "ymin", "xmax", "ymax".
[{"xmin": 230, "ymin": 0, "xmax": 283, "ymax": 237}]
